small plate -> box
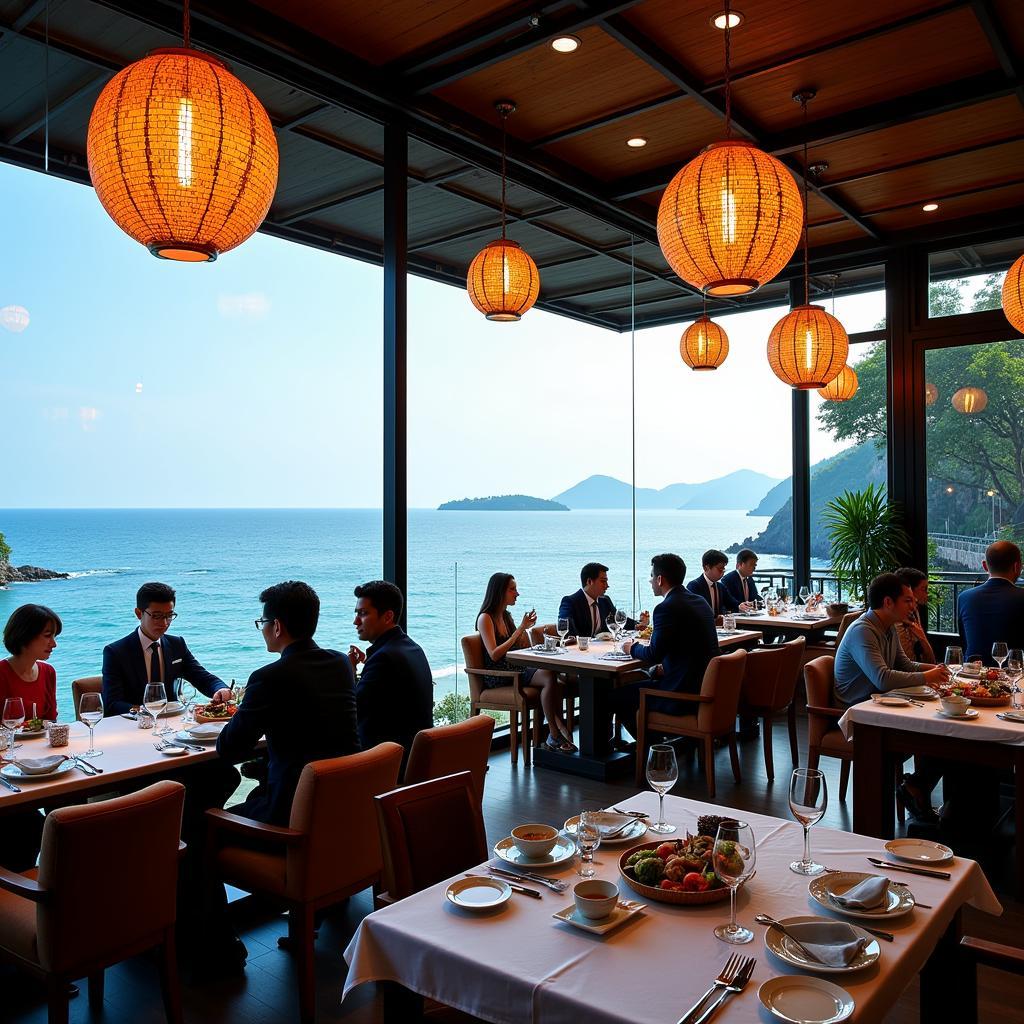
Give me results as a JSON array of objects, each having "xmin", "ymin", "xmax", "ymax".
[
  {"xmin": 494, "ymin": 834, "xmax": 576, "ymax": 869},
  {"xmin": 157, "ymin": 745, "xmax": 188, "ymax": 757},
  {"xmin": 936, "ymin": 708, "xmax": 979, "ymax": 720},
  {"xmin": 599, "ymin": 651, "xmax": 634, "ymax": 662},
  {"xmin": 758, "ymin": 976, "xmax": 855, "ymax": 1023},
  {"xmin": 883, "ymin": 838, "xmax": 953, "ymax": 864},
  {"xmin": 764, "ymin": 915, "xmax": 880, "ymax": 973},
  {"xmin": 563, "ymin": 812, "xmax": 647, "ymax": 845},
  {"xmin": 0, "ymin": 759, "xmax": 77, "ymax": 782},
  {"xmin": 809, "ymin": 871, "xmax": 915, "ymax": 919},
  {"xmin": 890, "ymin": 686, "xmax": 938, "ymax": 700},
  {"xmin": 872, "ymin": 695, "xmax": 911, "ymax": 707},
  {"xmin": 552, "ymin": 899, "xmax": 644, "ymax": 935},
  {"xmin": 175, "ymin": 729, "xmax": 220, "ymax": 744},
  {"xmin": 529, "ymin": 645, "xmax": 567, "ymax": 655},
  {"xmin": 14, "ymin": 728, "xmax": 46, "ymax": 739},
  {"xmin": 445, "ymin": 876, "xmax": 511, "ymax": 911}
]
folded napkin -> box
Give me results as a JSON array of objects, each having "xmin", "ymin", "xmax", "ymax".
[
  {"xmin": 588, "ymin": 814, "xmax": 634, "ymax": 837},
  {"xmin": 187, "ymin": 723, "xmax": 223, "ymax": 739},
  {"xmin": 829, "ymin": 874, "xmax": 889, "ymax": 910},
  {"xmin": 784, "ymin": 921, "xmax": 869, "ymax": 967},
  {"xmin": 998, "ymin": 710, "xmax": 1024, "ymax": 723},
  {"xmin": 13, "ymin": 755, "xmax": 66, "ymax": 775}
]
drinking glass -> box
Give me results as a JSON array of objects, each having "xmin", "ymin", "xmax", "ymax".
[
  {"xmin": 557, "ymin": 617, "xmax": 570, "ymax": 648},
  {"xmin": 713, "ymin": 821, "xmax": 757, "ymax": 944},
  {"xmin": 1008, "ymin": 649, "xmax": 1023, "ymax": 709},
  {"xmin": 143, "ymin": 682, "xmax": 167, "ymax": 736},
  {"xmin": 79, "ymin": 692, "xmax": 104, "ymax": 757},
  {"xmin": 944, "ymin": 646, "xmax": 963, "ymax": 688},
  {"xmin": 799, "ymin": 586, "xmax": 810, "ymax": 605},
  {"xmin": 614, "ymin": 608, "xmax": 627, "ymax": 636},
  {"xmin": 180, "ymin": 680, "xmax": 198, "ymax": 726},
  {"xmin": 992, "ymin": 642, "xmax": 1008, "ymax": 672},
  {"xmin": 576, "ymin": 810, "xmax": 602, "ymax": 878},
  {"xmin": 778, "ymin": 587, "xmax": 789, "ymax": 608},
  {"xmin": 789, "ymin": 768, "xmax": 828, "ymax": 875},
  {"xmin": 2, "ymin": 697, "xmax": 25, "ymax": 760},
  {"xmin": 645, "ymin": 744, "xmax": 678, "ymax": 834}
]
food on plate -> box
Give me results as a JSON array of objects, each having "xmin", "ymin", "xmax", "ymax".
[
  {"xmin": 194, "ymin": 702, "xmax": 238, "ymax": 720},
  {"xmin": 625, "ymin": 848, "xmax": 660, "ymax": 868},
  {"xmin": 623, "ymin": 834, "xmax": 723, "ymax": 892},
  {"xmin": 22, "ymin": 716, "xmax": 44, "ymax": 732},
  {"xmin": 637, "ymin": 625, "xmax": 653, "ymax": 640},
  {"xmin": 633, "ymin": 855, "xmax": 666, "ymax": 886},
  {"xmin": 951, "ymin": 678, "xmax": 1011, "ymax": 699}
]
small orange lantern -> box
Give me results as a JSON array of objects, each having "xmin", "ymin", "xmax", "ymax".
[
  {"xmin": 952, "ymin": 386, "xmax": 987, "ymax": 414},
  {"xmin": 680, "ymin": 315, "xmax": 729, "ymax": 370},
  {"xmin": 467, "ymin": 240, "xmax": 540, "ymax": 321},
  {"xmin": 924, "ymin": 382, "xmax": 938, "ymax": 406},
  {"xmin": 817, "ymin": 363, "xmax": 858, "ymax": 401},
  {"xmin": 1003, "ymin": 253, "xmax": 1024, "ymax": 333},
  {"xmin": 767, "ymin": 305, "xmax": 849, "ymax": 390}
]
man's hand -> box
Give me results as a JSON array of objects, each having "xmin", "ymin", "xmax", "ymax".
[
  {"xmin": 638, "ymin": 610, "xmax": 650, "ymax": 629},
  {"xmin": 739, "ymin": 601, "xmax": 753, "ymax": 612},
  {"xmin": 621, "ymin": 639, "xmax": 634, "ymax": 655},
  {"xmin": 211, "ymin": 687, "xmax": 233, "ymax": 704},
  {"xmin": 348, "ymin": 645, "xmax": 366, "ymax": 671},
  {"xmin": 922, "ymin": 665, "xmax": 949, "ymax": 686}
]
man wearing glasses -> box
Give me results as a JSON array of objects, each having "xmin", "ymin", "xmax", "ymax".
[{"xmin": 101, "ymin": 581, "xmax": 231, "ymax": 715}]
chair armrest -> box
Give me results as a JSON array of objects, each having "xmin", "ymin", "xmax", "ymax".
[
  {"xmin": 205, "ymin": 808, "xmax": 304, "ymax": 845},
  {"xmin": 0, "ymin": 866, "xmax": 48, "ymax": 903},
  {"xmin": 465, "ymin": 667, "xmax": 519, "ymax": 679},
  {"xmin": 960, "ymin": 935, "xmax": 1024, "ymax": 975},
  {"xmin": 806, "ymin": 705, "xmax": 845, "ymax": 720},
  {"xmin": 639, "ymin": 688, "xmax": 713, "ymax": 704}
]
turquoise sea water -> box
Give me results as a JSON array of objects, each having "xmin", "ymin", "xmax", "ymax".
[{"xmin": 0, "ymin": 508, "xmax": 785, "ymax": 721}]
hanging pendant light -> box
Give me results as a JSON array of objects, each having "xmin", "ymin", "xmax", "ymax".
[
  {"xmin": 818, "ymin": 363, "xmax": 857, "ymax": 401},
  {"xmin": 924, "ymin": 382, "xmax": 939, "ymax": 406},
  {"xmin": 680, "ymin": 295, "xmax": 729, "ymax": 370},
  {"xmin": 952, "ymin": 386, "xmax": 987, "ymax": 414},
  {"xmin": 467, "ymin": 101, "xmax": 540, "ymax": 321},
  {"xmin": 657, "ymin": 0, "xmax": 801, "ymax": 295},
  {"xmin": 86, "ymin": 0, "xmax": 278, "ymax": 261},
  {"xmin": 1003, "ymin": 253, "xmax": 1024, "ymax": 333},
  {"xmin": 767, "ymin": 92, "xmax": 848, "ymax": 389}
]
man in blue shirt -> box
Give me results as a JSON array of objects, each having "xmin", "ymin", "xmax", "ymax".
[
  {"xmin": 957, "ymin": 541, "xmax": 1024, "ymax": 663},
  {"xmin": 722, "ymin": 549, "xmax": 760, "ymax": 609}
]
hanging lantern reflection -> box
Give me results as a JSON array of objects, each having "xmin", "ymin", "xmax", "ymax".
[
  {"xmin": 952, "ymin": 386, "xmax": 987, "ymax": 414},
  {"xmin": 925, "ymin": 382, "xmax": 938, "ymax": 406},
  {"xmin": 0, "ymin": 305, "xmax": 30, "ymax": 332}
]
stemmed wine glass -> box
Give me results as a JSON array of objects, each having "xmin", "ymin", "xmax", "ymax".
[
  {"xmin": 789, "ymin": 768, "xmax": 827, "ymax": 875},
  {"xmin": 576, "ymin": 810, "xmax": 602, "ymax": 878},
  {"xmin": 2, "ymin": 697, "xmax": 25, "ymax": 760},
  {"xmin": 180, "ymin": 679, "xmax": 199, "ymax": 726},
  {"xmin": 144, "ymin": 682, "xmax": 168, "ymax": 738},
  {"xmin": 992, "ymin": 642, "xmax": 1008, "ymax": 673},
  {"xmin": 557, "ymin": 617, "xmax": 570, "ymax": 649},
  {"xmin": 713, "ymin": 821, "xmax": 757, "ymax": 944},
  {"xmin": 798, "ymin": 586, "xmax": 810, "ymax": 606},
  {"xmin": 1007, "ymin": 649, "xmax": 1023, "ymax": 710},
  {"xmin": 944, "ymin": 646, "xmax": 963, "ymax": 689},
  {"xmin": 79, "ymin": 692, "xmax": 104, "ymax": 757},
  {"xmin": 646, "ymin": 744, "xmax": 678, "ymax": 834},
  {"xmin": 614, "ymin": 608, "xmax": 627, "ymax": 638}
]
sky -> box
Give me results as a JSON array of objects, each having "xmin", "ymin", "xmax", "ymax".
[{"xmin": 0, "ymin": 161, "xmax": 884, "ymax": 509}]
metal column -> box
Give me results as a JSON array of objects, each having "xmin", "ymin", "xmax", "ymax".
[{"xmin": 790, "ymin": 280, "xmax": 812, "ymax": 595}]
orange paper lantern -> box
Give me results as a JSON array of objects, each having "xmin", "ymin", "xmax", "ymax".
[
  {"xmin": 767, "ymin": 304, "xmax": 849, "ymax": 390},
  {"xmin": 657, "ymin": 140, "xmax": 803, "ymax": 296},
  {"xmin": 1003, "ymin": 253, "xmax": 1024, "ymax": 333},
  {"xmin": 952, "ymin": 386, "xmax": 987, "ymax": 414},
  {"xmin": 680, "ymin": 315, "xmax": 729, "ymax": 370},
  {"xmin": 924, "ymin": 382, "xmax": 938, "ymax": 406},
  {"xmin": 466, "ymin": 239, "xmax": 540, "ymax": 321},
  {"xmin": 817, "ymin": 363, "xmax": 858, "ymax": 401},
  {"xmin": 87, "ymin": 48, "xmax": 278, "ymax": 261}
]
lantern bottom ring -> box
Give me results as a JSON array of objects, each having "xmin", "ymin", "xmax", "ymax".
[
  {"xmin": 794, "ymin": 381, "xmax": 831, "ymax": 390},
  {"xmin": 485, "ymin": 312, "xmax": 522, "ymax": 322},
  {"xmin": 148, "ymin": 241, "xmax": 219, "ymax": 263},
  {"xmin": 704, "ymin": 278, "xmax": 759, "ymax": 297}
]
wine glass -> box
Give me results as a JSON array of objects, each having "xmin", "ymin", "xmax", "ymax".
[
  {"xmin": 645, "ymin": 744, "xmax": 678, "ymax": 834},
  {"xmin": 614, "ymin": 608, "xmax": 627, "ymax": 637},
  {"xmin": 576, "ymin": 810, "xmax": 602, "ymax": 878},
  {"xmin": 557, "ymin": 617, "xmax": 570, "ymax": 648},
  {"xmin": 789, "ymin": 768, "xmax": 828, "ymax": 875},
  {"xmin": 179, "ymin": 679, "xmax": 198, "ymax": 726},
  {"xmin": 143, "ymin": 682, "xmax": 167, "ymax": 736},
  {"xmin": 799, "ymin": 586, "xmax": 810, "ymax": 606},
  {"xmin": 1007, "ymin": 649, "xmax": 1023, "ymax": 710},
  {"xmin": 992, "ymin": 642, "xmax": 1008, "ymax": 672},
  {"xmin": 944, "ymin": 646, "xmax": 963, "ymax": 689},
  {"xmin": 778, "ymin": 587, "xmax": 789, "ymax": 608},
  {"xmin": 79, "ymin": 692, "xmax": 104, "ymax": 757},
  {"xmin": 713, "ymin": 821, "xmax": 757, "ymax": 944},
  {"xmin": 2, "ymin": 697, "xmax": 25, "ymax": 760}
]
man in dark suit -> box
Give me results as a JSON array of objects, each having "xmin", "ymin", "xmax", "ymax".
[
  {"xmin": 349, "ymin": 579, "xmax": 433, "ymax": 772},
  {"xmin": 957, "ymin": 540, "xmax": 1024, "ymax": 662},
  {"xmin": 102, "ymin": 581, "xmax": 231, "ymax": 716},
  {"xmin": 558, "ymin": 561, "xmax": 649, "ymax": 637},
  {"xmin": 722, "ymin": 549, "xmax": 760, "ymax": 609},
  {"xmin": 686, "ymin": 549, "xmax": 741, "ymax": 615},
  {"xmin": 217, "ymin": 580, "xmax": 359, "ymax": 826}
]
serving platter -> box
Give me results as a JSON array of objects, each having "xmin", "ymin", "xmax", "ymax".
[{"xmin": 617, "ymin": 841, "xmax": 731, "ymax": 905}]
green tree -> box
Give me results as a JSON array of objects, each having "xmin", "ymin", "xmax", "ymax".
[
  {"xmin": 0, "ymin": 532, "xmax": 10, "ymax": 564},
  {"xmin": 434, "ymin": 690, "xmax": 471, "ymax": 725}
]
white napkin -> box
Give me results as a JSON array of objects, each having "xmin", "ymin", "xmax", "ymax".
[
  {"xmin": 784, "ymin": 921, "xmax": 869, "ymax": 967},
  {"xmin": 13, "ymin": 755, "xmax": 66, "ymax": 775},
  {"xmin": 999, "ymin": 710, "xmax": 1024, "ymax": 723},
  {"xmin": 187, "ymin": 723, "xmax": 224, "ymax": 739},
  {"xmin": 829, "ymin": 875, "xmax": 889, "ymax": 910}
]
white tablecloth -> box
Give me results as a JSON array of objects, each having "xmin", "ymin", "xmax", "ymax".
[
  {"xmin": 343, "ymin": 791, "xmax": 1000, "ymax": 1023},
  {"xmin": 838, "ymin": 698, "xmax": 1024, "ymax": 746}
]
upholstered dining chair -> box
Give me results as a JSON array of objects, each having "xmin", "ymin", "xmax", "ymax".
[
  {"xmin": 528, "ymin": 622, "xmax": 577, "ymax": 737},
  {"xmin": 635, "ymin": 649, "xmax": 748, "ymax": 798},
  {"xmin": 739, "ymin": 637, "xmax": 806, "ymax": 781},
  {"xmin": 804, "ymin": 611, "xmax": 863, "ymax": 661},
  {"xmin": 461, "ymin": 634, "xmax": 542, "ymax": 767},
  {"xmin": 404, "ymin": 716, "xmax": 494, "ymax": 802},
  {"xmin": 70, "ymin": 676, "xmax": 102, "ymax": 721},
  {"xmin": 0, "ymin": 780, "xmax": 186, "ymax": 1024},
  {"xmin": 205, "ymin": 742, "xmax": 403, "ymax": 1023}
]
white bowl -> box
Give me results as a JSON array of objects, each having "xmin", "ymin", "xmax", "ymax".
[
  {"xmin": 940, "ymin": 695, "xmax": 971, "ymax": 717},
  {"xmin": 573, "ymin": 879, "xmax": 619, "ymax": 920},
  {"xmin": 510, "ymin": 823, "xmax": 559, "ymax": 859}
]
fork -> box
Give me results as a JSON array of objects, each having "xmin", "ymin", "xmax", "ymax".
[
  {"xmin": 692, "ymin": 957, "xmax": 755, "ymax": 1024},
  {"xmin": 600, "ymin": 816, "xmax": 644, "ymax": 839},
  {"xmin": 676, "ymin": 953, "xmax": 743, "ymax": 1024}
]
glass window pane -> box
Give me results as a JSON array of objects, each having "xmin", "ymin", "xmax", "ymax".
[{"xmin": 927, "ymin": 238, "xmax": 1020, "ymax": 318}]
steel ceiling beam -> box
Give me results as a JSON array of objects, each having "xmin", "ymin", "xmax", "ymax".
[
  {"xmin": 4, "ymin": 73, "xmax": 108, "ymax": 146},
  {"xmin": 969, "ymin": 0, "xmax": 1024, "ymax": 110}
]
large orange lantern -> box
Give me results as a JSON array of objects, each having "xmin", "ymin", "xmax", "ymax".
[
  {"xmin": 817, "ymin": 363, "xmax": 858, "ymax": 401},
  {"xmin": 952, "ymin": 386, "xmax": 987, "ymax": 414},
  {"xmin": 767, "ymin": 305, "xmax": 849, "ymax": 390},
  {"xmin": 680, "ymin": 315, "xmax": 729, "ymax": 370},
  {"xmin": 467, "ymin": 240, "xmax": 540, "ymax": 321},
  {"xmin": 1003, "ymin": 253, "xmax": 1024, "ymax": 333}
]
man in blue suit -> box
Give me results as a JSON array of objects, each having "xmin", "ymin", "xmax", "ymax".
[
  {"xmin": 957, "ymin": 540, "xmax": 1024, "ymax": 662},
  {"xmin": 102, "ymin": 581, "xmax": 231, "ymax": 716},
  {"xmin": 687, "ymin": 549, "xmax": 741, "ymax": 615},
  {"xmin": 722, "ymin": 549, "xmax": 760, "ymax": 609},
  {"xmin": 558, "ymin": 562, "xmax": 649, "ymax": 637}
]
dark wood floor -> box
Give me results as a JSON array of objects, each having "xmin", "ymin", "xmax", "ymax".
[{"xmin": 5, "ymin": 721, "xmax": 1022, "ymax": 1024}]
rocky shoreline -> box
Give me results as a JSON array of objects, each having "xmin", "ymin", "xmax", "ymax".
[{"xmin": 0, "ymin": 562, "xmax": 69, "ymax": 586}]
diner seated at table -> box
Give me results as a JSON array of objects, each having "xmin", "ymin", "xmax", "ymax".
[
  {"xmin": 686, "ymin": 549, "xmax": 745, "ymax": 615},
  {"xmin": 476, "ymin": 572, "xmax": 575, "ymax": 752},
  {"xmin": 557, "ymin": 561, "xmax": 649, "ymax": 637},
  {"xmin": 895, "ymin": 567, "xmax": 936, "ymax": 663},
  {"xmin": 956, "ymin": 540, "xmax": 1024, "ymax": 662},
  {"xmin": 722, "ymin": 548, "xmax": 760, "ymax": 609}
]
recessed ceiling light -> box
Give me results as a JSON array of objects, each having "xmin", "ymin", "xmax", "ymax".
[
  {"xmin": 626, "ymin": 136, "xmax": 648, "ymax": 148},
  {"xmin": 711, "ymin": 10, "xmax": 744, "ymax": 29},
  {"xmin": 550, "ymin": 35, "xmax": 581, "ymax": 53},
  {"xmin": 922, "ymin": 202, "xmax": 939, "ymax": 212}
]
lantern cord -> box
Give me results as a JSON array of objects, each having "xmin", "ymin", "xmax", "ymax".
[
  {"xmin": 183, "ymin": 0, "xmax": 191, "ymax": 49},
  {"xmin": 630, "ymin": 234, "xmax": 637, "ymax": 618},
  {"xmin": 800, "ymin": 94, "xmax": 810, "ymax": 307},
  {"xmin": 723, "ymin": 0, "xmax": 732, "ymax": 138},
  {"xmin": 499, "ymin": 109, "xmax": 508, "ymax": 241}
]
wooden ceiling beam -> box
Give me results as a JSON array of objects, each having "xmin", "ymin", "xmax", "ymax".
[
  {"xmin": 969, "ymin": 0, "xmax": 1024, "ymax": 110},
  {"xmin": 3, "ymin": 72, "xmax": 108, "ymax": 146}
]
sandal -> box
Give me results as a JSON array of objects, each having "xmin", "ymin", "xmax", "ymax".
[{"xmin": 558, "ymin": 728, "xmax": 579, "ymax": 753}]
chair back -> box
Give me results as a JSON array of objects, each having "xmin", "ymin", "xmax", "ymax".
[
  {"xmin": 835, "ymin": 611, "xmax": 862, "ymax": 645},
  {"xmin": 461, "ymin": 634, "xmax": 487, "ymax": 702},
  {"xmin": 697, "ymin": 649, "xmax": 747, "ymax": 733},
  {"xmin": 71, "ymin": 676, "xmax": 103, "ymax": 721},
  {"xmin": 375, "ymin": 772, "xmax": 488, "ymax": 901},
  {"xmin": 771, "ymin": 637, "xmax": 807, "ymax": 710},
  {"xmin": 286, "ymin": 742, "xmax": 403, "ymax": 902},
  {"xmin": 528, "ymin": 623, "xmax": 556, "ymax": 646},
  {"xmin": 36, "ymin": 780, "xmax": 185, "ymax": 974},
  {"xmin": 803, "ymin": 656, "xmax": 839, "ymax": 749},
  {"xmin": 404, "ymin": 716, "xmax": 494, "ymax": 803},
  {"xmin": 740, "ymin": 644, "xmax": 786, "ymax": 707}
]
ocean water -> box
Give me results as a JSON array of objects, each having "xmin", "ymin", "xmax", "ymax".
[{"xmin": 0, "ymin": 508, "xmax": 782, "ymax": 721}]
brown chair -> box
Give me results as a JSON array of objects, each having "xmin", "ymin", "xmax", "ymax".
[
  {"xmin": 206, "ymin": 743, "xmax": 403, "ymax": 1023},
  {"xmin": 635, "ymin": 650, "xmax": 748, "ymax": 798},
  {"xmin": 959, "ymin": 934, "xmax": 1024, "ymax": 1011},
  {"xmin": 0, "ymin": 780, "xmax": 186, "ymax": 1024},
  {"xmin": 375, "ymin": 772, "xmax": 488, "ymax": 902},
  {"xmin": 71, "ymin": 676, "xmax": 102, "ymax": 721},
  {"xmin": 804, "ymin": 611, "xmax": 863, "ymax": 660},
  {"xmin": 462, "ymin": 634, "xmax": 542, "ymax": 767},
  {"xmin": 404, "ymin": 715, "xmax": 494, "ymax": 803},
  {"xmin": 803, "ymin": 656, "xmax": 853, "ymax": 801},
  {"xmin": 528, "ymin": 622, "xmax": 577, "ymax": 737},
  {"xmin": 740, "ymin": 637, "xmax": 806, "ymax": 781}
]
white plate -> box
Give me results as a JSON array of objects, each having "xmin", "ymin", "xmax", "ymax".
[
  {"xmin": 494, "ymin": 834, "xmax": 576, "ymax": 869},
  {"xmin": 445, "ymin": 876, "xmax": 511, "ymax": 911},
  {"xmin": 0, "ymin": 759, "xmax": 77, "ymax": 782},
  {"xmin": 14, "ymin": 727, "xmax": 46, "ymax": 739},
  {"xmin": 764, "ymin": 915, "xmax": 880, "ymax": 973},
  {"xmin": 808, "ymin": 871, "xmax": 915, "ymax": 919},
  {"xmin": 552, "ymin": 899, "xmax": 644, "ymax": 935},
  {"xmin": 936, "ymin": 708, "xmax": 979, "ymax": 720},
  {"xmin": 175, "ymin": 729, "xmax": 220, "ymax": 744},
  {"xmin": 599, "ymin": 651, "xmax": 634, "ymax": 662},
  {"xmin": 758, "ymin": 976, "xmax": 855, "ymax": 1023},
  {"xmin": 883, "ymin": 839, "xmax": 953, "ymax": 864},
  {"xmin": 529, "ymin": 645, "xmax": 567, "ymax": 655},
  {"xmin": 563, "ymin": 812, "xmax": 647, "ymax": 844},
  {"xmin": 872, "ymin": 695, "xmax": 911, "ymax": 707},
  {"xmin": 157, "ymin": 745, "xmax": 188, "ymax": 757},
  {"xmin": 890, "ymin": 686, "xmax": 938, "ymax": 700}
]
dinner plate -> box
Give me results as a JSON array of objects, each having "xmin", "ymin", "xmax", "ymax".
[
  {"xmin": 808, "ymin": 871, "xmax": 915, "ymax": 919},
  {"xmin": 599, "ymin": 651, "xmax": 634, "ymax": 662},
  {"xmin": 14, "ymin": 727, "xmax": 46, "ymax": 739},
  {"xmin": 494, "ymin": 834, "xmax": 576, "ymax": 869},
  {"xmin": 563, "ymin": 812, "xmax": 647, "ymax": 844},
  {"xmin": 890, "ymin": 686, "xmax": 938, "ymax": 700},
  {"xmin": 883, "ymin": 838, "xmax": 953, "ymax": 864},
  {"xmin": 763, "ymin": 915, "xmax": 880, "ymax": 973},
  {"xmin": 175, "ymin": 728, "xmax": 221, "ymax": 744},
  {"xmin": 157, "ymin": 745, "xmax": 188, "ymax": 757},
  {"xmin": 445, "ymin": 876, "xmax": 511, "ymax": 911},
  {"xmin": 529, "ymin": 645, "xmax": 567, "ymax": 655},
  {"xmin": 935, "ymin": 708, "xmax": 979, "ymax": 720},
  {"xmin": 0, "ymin": 759, "xmax": 76, "ymax": 782},
  {"xmin": 552, "ymin": 899, "xmax": 644, "ymax": 935},
  {"xmin": 758, "ymin": 976, "xmax": 855, "ymax": 1023},
  {"xmin": 872, "ymin": 695, "xmax": 911, "ymax": 707}
]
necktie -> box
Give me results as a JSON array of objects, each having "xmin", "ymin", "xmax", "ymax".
[
  {"xmin": 592, "ymin": 601, "xmax": 599, "ymax": 635},
  {"xmin": 743, "ymin": 577, "xmax": 750, "ymax": 602},
  {"xmin": 710, "ymin": 582, "xmax": 717, "ymax": 613},
  {"xmin": 149, "ymin": 641, "xmax": 161, "ymax": 683}
]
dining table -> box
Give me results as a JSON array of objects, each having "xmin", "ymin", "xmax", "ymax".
[
  {"xmin": 732, "ymin": 609, "xmax": 844, "ymax": 643},
  {"xmin": 507, "ymin": 631, "xmax": 762, "ymax": 781},
  {"xmin": 343, "ymin": 789, "xmax": 1001, "ymax": 1024}
]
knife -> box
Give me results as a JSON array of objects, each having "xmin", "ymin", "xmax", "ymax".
[
  {"xmin": 868, "ymin": 857, "xmax": 950, "ymax": 879},
  {"xmin": 466, "ymin": 873, "xmax": 541, "ymax": 899},
  {"xmin": 0, "ymin": 775, "xmax": 21, "ymax": 793},
  {"xmin": 75, "ymin": 755, "xmax": 104, "ymax": 774},
  {"xmin": 487, "ymin": 865, "xmax": 567, "ymax": 891}
]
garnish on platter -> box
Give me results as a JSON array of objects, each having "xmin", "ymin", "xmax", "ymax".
[
  {"xmin": 194, "ymin": 702, "xmax": 238, "ymax": 723},
  {"xmin": 619, "ymin": 830, "xmax": 738, "ymax": 905},
  {"xmin": 948, "ymin": 675, "xmax": 1012, "ymax": 707}
]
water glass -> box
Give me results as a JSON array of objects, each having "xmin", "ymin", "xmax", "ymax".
[
  {"xmin": 722, "ymin": 613, "xmax": 736, "ymax": 632},
  {"xmin": 143, "ymin": 683, "xmax": 167, "ymax": 735},
  {"xmin": 799, "ymin": 586, "xmax": 810, "ymax": 605},
  {"xmin": 577, "ymin": 635, "xmax": 590, "ymax": 652},
  {"xmin": 713, "ymin": 821, "xmax": 756, "ymax": 944},
  {"xmin": 614, "ymin": 609, "xmax": 627, "ymax": 636},
  {"xmin": 576, "ymin": 810, "xmax": 602, "ymax": 878},
  {"xmin": 992, "ymin": 642, "xmax": 1008, "ymax": 672},
  {"xmin": 1008, "ymin": 649, "xmax": 1023, "ymax": 709},
  {"xmin": 79, "ymin": 691, "xmax": 104, "ymax": 757},
  {"xmin": 944, "ymin": 646, "xmax": 963, "ymax": 686},
  {"xmin": 789, "ymin": 768, "xmax": 827, "ymax": 875},
  {"xmin": 557, "ymin": 617, "xmax": 570, "ymax": 647},
  {"xmin": 2, "ymin": 697, "xmax": 25, "ymax": 760},
  {"xmin": 645, "ymin": 744, "xmax": 678, "ymax": 834}
]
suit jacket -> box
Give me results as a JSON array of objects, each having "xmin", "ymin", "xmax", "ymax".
[
  {"xmin": 686, "ymin": 575, "xmax": 739, "ymax": 614},
  {"xmin": 557, "ymin": 590, "xmax": 637, "ymax": 637},
  {"xmin": 101, "ymin": 630, "xmax": 224, "ymax": 716},
  {"xmin": 356, "ymin": 626, "xmax": 434, "ymax": 769},
  {"xmin": 628, "ymin": 586, "xmax": 719, "ymax": 711},
  {"xmin": 722, "ymin": 569, "xmax": 759, "ymax": 607},
  {"xmin": 957, "ymin": 577, "xmax": 1024, "ymax": 664},
  {"xmin": 216, "ymin": 639, "xmax": 359, "ymax": 825}
]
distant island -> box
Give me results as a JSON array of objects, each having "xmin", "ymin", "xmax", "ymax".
[{"xmin": 439, "ymin": 494, "xmax": 570, "ymax": 511}]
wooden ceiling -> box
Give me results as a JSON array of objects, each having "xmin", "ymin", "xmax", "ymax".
[{"xmin": 0, "ymin": 0, "xmax": 1022, "ymax": 330}]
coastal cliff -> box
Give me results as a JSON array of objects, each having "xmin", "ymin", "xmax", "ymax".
[{"xmin": 0, "ymin": 562, "xmax": 69, "ymax": 585}]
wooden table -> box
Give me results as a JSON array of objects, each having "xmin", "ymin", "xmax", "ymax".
[{"xmin": 733, "ymin": 610, "xmax": 842, "ymax": 642}]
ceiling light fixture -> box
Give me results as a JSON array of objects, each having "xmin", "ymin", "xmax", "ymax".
[
  {"xmin": 711, "ymin": 10, "xmax": 744, "ymax": 29},
  {"xmin": 626, "ymin": 136, "xmax": 648, "ymax": 148},
  {"xmin": 922, "ymin": 202, "xmax": 939, "ymax": 212},
  {"xmin": 550, "ymin": 35, "xmax": 581, "ymax": 53}
]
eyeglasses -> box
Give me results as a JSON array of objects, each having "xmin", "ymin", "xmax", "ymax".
[
  {"xmin": 255, "ymin": 617, "xmax": 273, "ymax": 630},
  {"xmin": 145, "ymin": 611, "xmax": 178, "ymax": 623}
]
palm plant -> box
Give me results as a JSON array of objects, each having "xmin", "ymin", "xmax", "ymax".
[{"xmin": 823, "ymin": 484, "xmax": 910, "ymax": 603}]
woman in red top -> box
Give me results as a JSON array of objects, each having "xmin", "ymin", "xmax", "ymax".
[{"xmin": 0, "ymin": 603, "xmax": 61, "ymax": 722}]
